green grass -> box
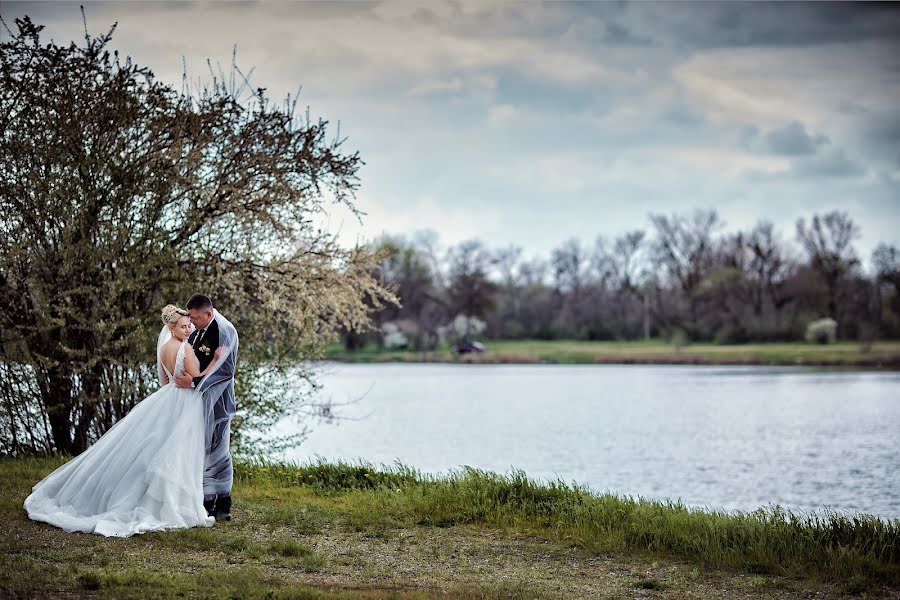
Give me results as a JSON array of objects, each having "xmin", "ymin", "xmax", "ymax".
[
  {"xmin": 236, "ymin": 457, "xmax": 900, "ymax": 583},
  {"xmin": 326, "ymin": 338, "xmax": 900, "ymax": 367},
  {"xmin": 633, "ymin": 577, "xmax": 667, "ymax": 590},
  {"xmin": 3, "ymin": 455, "xmax": 899, "ymax": 599}
]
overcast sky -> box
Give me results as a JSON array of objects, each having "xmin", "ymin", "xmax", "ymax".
[{"xmin": 3, "ymin": 1, "xmax": 899, "ymax": 268}]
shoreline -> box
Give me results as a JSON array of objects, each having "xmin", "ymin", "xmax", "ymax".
[
  {"xmin": 323, "ymin": 339, "xmax": 900, "ymax": 370},
  {"xmin": 323, "ymin": 352, "xmax": 900, "ymax": 369}
]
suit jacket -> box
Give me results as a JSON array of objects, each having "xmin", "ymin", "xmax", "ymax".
[{"xmin": 188, "ymin": 318, "xmax": 220, "ymax": 387}]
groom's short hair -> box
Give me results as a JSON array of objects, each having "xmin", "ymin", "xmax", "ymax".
[{"xmin": 187, "ymin": 294, "xmax": 213, "ymax": 311}]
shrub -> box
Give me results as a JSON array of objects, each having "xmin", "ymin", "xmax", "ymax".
[
  {"xmin": 670, "ymin": 327, "xmax": 689, "ymax": 350},
  {"xmin": 381, "ymin": 322, "xmax": 409, "ymax": 350},
  {"xmin": 805, "ymin": 318, "xmax": 838, "ymax": 344}
]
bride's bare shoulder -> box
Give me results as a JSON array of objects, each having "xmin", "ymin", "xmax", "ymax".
[{"xmin": 161, "ymin": 338, "xmax": 184, "ymax": 356}]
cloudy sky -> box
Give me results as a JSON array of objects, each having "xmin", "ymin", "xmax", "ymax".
[{"xmin": 3, "ymin": 1, "xmax": 899, "ymax": 268}]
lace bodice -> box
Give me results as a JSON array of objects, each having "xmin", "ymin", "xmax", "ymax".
[{"xmin": 162, "ymin": 341, "xmax": 187, "ymax": 382}]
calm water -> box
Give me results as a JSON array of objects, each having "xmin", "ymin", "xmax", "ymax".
[{"xmin": 278, "ymin": 363, "xmax": 900, "ymax": 520}]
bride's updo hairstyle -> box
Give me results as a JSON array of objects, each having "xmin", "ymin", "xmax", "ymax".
[{"xmin": 161, "ymin": 304, "xmax": 189, "ymax": 329}]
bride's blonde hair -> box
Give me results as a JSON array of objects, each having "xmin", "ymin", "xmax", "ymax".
[{"xmin": 161, "ymin": 304, "xmax": 189, "ymax": 329}]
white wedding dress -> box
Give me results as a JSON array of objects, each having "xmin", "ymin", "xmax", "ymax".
[{"xmin": 24, "ymin": 341, "xmax": 215, "ymax": 537}]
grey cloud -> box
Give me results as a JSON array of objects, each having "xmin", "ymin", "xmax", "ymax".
[
  {"xmin": 601, "ymin": 20, "xmax": 655, "ymax": 47},
  {"xmin": 766, "ymin": 122, "xmax": 828, "ymax": 156},
  {"xmin": 3, "ymin": 1, "xmax": 88, "ymax": 22},
  {"xmin": 660, "ymin": 103, "xmax": 704, "ymax": 127},
  {"xmin": 861, "ymin": 111, "xmax": 900, "ymax": 163},
  {"xmin": 1, "ymin": 0, "xmax": 896, "ymax": 260},
  {"xmin": 9, "ymin": 1, "xmax": 898, "ymax": 52},
  {"xmin": 3, "ymin": 0, "xmax": 200, "ymax": 24},
  {"xmin": 559, "ymin": 10, "xmax": 657, "ymax": 48},
  {"xmin": 793, "ymin": 148, "xmax": 866, "ymax": 178},
  {"xmin": 407, "ymin": 2, "xmax": 573, "ymax": 40},
  {"xmin": 603, "ymin": 2, "xmax": 900, "ymax": 50},
  {"xmin": 746, "ymin": 148, "xmax": 867, "ymax": 181},
  {"xmin": 494, "ymin": 70, "xmax": 612, "ymax": 116},
  {"xmin": 739, "ymin": 125, "xmax": 759, "ymax": 149}
]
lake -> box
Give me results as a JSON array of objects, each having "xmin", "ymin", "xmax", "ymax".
[{"xmin": 277, "ymin": 363, "xmax": 900, "ymax": 520}]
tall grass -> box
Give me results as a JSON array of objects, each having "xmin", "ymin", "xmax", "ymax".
[{"xmin": 237, "ymin": 457, "xmax": 900, "ymax": 585}]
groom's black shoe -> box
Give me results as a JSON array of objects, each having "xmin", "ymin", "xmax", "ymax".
[
  {"xmin": 214, "ymin": 494, "xmax": 232, "ymax": 521},
  {"xmin": 203, "ymin": 497, "xmax": 216, "ymax": 517}
]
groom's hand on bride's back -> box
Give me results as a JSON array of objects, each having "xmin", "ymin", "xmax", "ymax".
[{"xmin": 174, "ymin": 372, "xmax": 194, "ymax": 389}]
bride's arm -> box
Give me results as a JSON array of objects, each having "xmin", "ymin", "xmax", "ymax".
[
  {"xmin": 181, "ymin": 346, "xmax": 202, "ymax": 378},
  {"xmin": 182, "ymin": 345, "xmax": 226, "ymax": 378}
]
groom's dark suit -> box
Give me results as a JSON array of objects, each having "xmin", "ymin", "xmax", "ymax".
[
  {"xmin": 188, "ymin": 319, "xmax": 220, "ymax": 386},
  {"xmin": 187, "ymin": 318, "xmax": 231, "ymax": 518}
]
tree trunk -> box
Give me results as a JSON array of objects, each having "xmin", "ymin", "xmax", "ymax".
[
  {"xmin": 643, "ymin": 293, "xmax": 650, "ymax": 340},
  {"xmin": 45, "ymin": 368, "xmax": 74, "ymax": 455},
  {"xmin": 72, "ymin": 362, "xmax": 103, "ymax": 454}
]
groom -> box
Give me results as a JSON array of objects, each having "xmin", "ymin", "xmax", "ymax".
[{"xmin": 175, "ymin": 294, "xmax": 238, "ymax": 521}]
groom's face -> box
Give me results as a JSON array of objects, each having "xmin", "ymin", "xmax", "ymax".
[{"xmin": 188, "ymin": 308, "xmax": 213, "ymax": 330}]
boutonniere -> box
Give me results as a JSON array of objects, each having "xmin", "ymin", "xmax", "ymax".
[{"xmin": 198, "ymin": 344, "xmax": 211, "ymax": 354}]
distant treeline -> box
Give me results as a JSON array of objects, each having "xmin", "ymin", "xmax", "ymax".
[{"xmin": 342, "ymin": 209, "xmax": 900, "ymax": 350}]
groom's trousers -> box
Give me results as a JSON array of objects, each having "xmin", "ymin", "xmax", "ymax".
[{"xmin": 203, "ymin": 398, "xmax": 233, "ymax": 501}]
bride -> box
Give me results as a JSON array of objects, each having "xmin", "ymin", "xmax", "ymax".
[{"xmin": 24, "ymin": 305, "xmax": 225, "ymax": 537}]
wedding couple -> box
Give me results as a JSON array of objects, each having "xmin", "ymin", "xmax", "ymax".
[{"xmin": 24, "ymin": 294, "xmax": 239, "ymax": 538}]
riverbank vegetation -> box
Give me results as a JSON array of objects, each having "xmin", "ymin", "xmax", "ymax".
[
  {"xmin": 4, "ymin": 457, "xmax": 898, "ymax": 598},
  {"xmin": 342, "ymin": 215, "xmax": 900, "ymax": 356},
  {"xmin": 327, "ymin": 338, "xmax": 900, "ymax": 368}
]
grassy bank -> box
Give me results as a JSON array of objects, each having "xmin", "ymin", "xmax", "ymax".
[
  {"xmin": 326, "ymin": 339, "xmax": 900, "ymax": 368},
  {"xmin": 3, "ymin": 456, "xmax": 899, "ymax": 599}
]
